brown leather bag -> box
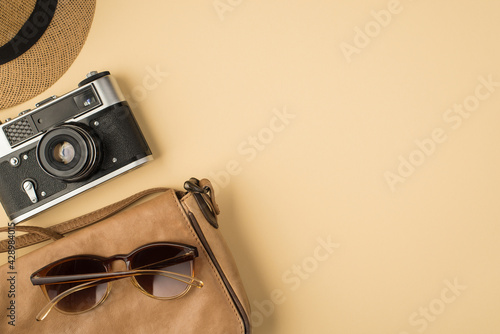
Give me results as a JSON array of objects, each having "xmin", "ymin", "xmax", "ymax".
[{"xmin": 0, "ymin": 178, "xmax": 251, "ymax": 333}]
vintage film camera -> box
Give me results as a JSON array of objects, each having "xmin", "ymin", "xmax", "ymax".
[{"xmin": 0, "ymin": 71, "xmax": 153, "ymax": 224}]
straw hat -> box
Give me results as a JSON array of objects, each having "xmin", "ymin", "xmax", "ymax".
[{"xmin": 0, "ymin": 0, "xmax": 96, "ymax": 110}]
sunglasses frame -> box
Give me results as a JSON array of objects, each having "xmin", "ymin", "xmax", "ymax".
[{"xmin": 30, "ymin": 242, "xmax": 199, "ymax": 316}]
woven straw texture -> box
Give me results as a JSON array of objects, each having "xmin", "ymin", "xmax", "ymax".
[{"xmin": 0, "ymin": 0, "xmax": 96, "ymax": 110}]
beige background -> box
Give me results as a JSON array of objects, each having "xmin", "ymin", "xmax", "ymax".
[{"xmin": 2, "ymin": 1, "xmax": 500, "ymax": 333}]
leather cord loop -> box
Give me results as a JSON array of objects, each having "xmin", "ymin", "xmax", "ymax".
[{"xmin": 199, "ymin": 179, "xmax": 220, "ymax": 215}]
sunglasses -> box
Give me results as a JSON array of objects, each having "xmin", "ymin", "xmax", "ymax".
[{"xmin": 31, "ymin": 242, "xmax": 203, "ymax": 321}]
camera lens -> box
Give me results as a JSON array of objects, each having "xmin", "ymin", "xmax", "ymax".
[
  {"xmin": 52, "ymin": 141, "xmax": 76, "ymax": 164},
  {"xmin": 37, "ymin": 123, "xmax": 102, "ymax": 182}
]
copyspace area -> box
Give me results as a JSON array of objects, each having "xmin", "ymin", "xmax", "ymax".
[{"xmin": 1, "ymin": 1, "xmax": 500, "ymax": 333}]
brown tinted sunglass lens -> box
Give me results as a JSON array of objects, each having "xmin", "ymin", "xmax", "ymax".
[
  {"xmin": 44, "ymin": 258, "xmax": 108, "ymax": 313},
  {"xmin": 130, "ymin": 245, "xmax": 193, "ymax": 298}
]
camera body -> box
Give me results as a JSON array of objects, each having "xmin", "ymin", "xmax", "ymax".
[{"xmin": 0, "ymin": 71, "xmax": 153, "ymax": 224}]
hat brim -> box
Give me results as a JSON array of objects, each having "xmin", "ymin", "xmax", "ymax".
[{"xmin": 0, "ymin": 0, "xmax": 96, "ymax": 110}]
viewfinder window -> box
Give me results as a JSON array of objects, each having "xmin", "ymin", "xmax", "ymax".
[{"xmin": 73, "ymin": 88, "xmax": 100, "ymax": 111}]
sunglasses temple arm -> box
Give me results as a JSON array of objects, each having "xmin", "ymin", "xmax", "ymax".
[
  {"xmin": 35, "ymin": 270, "xmax": 204, "ymax": 321},
  {"xmin": 31, "ymin": 253, "xmax": 194, "ymax": 285},
  {"xmin": 135, "ymin": 269, "xmax": 204, "ymax": 288},
  {"xmin": 36, "ymin": 280, "xmax": 100, "ymax": 321},
  {"xmin": 134, "ymin": 253, "xmax": 195, "ymax": 271}
]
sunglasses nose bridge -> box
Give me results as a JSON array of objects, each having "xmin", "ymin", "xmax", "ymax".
[{"xmin": 105, "ymin": 254, "xmax": 131, "ymax": 270}]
